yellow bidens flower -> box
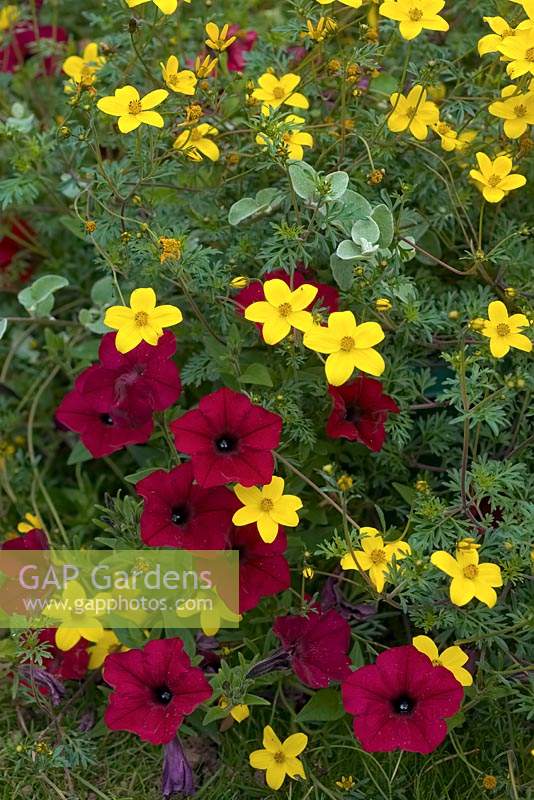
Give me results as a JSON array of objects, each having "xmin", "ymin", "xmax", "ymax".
[
  {"xmin": 62, "ymin": 43, "xmax": 105, "ymax": 88},
  {"xmin": 0, "ymin": 5, "xmax": 19, "ymax": 30},
  {"xmin": 249, "ymin": 725, "xmax": 307, "ymax": 791},
  {"xmin": 204, "ymin": 22, "xmax": 237, "ymax": 52},
  {"xmin": 232, "ymin": 476, "xmax": 303, "ymax": 544},
  {"xmin": 97, "ymin": 86, "xmax": 168, "ymax": 134},
  {"xmin": 173, "ymin": 124, "xmax": 220, "ymax": 161},
  {"xmin": 303, "ymin": 310, "xmax": 385, "ymax": 385},
  {"xmin": 469, "ymin": 153, "xmax": 526, "ymax": 203},
  {"xmin": 194, "ymin": 54, "xmax": 218, "ymax": 78},
  {"xmin": 244, "ymin": 278, "xmax": 317, "ymax": 344},
  {"xmin": 316, "ymin": 0, "xmax": 362, "ymax": 6},
  {"xmin": 336, "ymin": 776, "xmax": 355, "ymax": 791},
  {"xmin": 17, "ymin": 512, "xmax": 42, "ymax": 533},
  {"xmin": 87, "ymin": 630, "xmax": 127, "ymax": 669},
  {"xmin": 256, "ymin": 114, "xmax": 314, "ymax": 161},
  {"xmin": 499, "ymin": 28, "xmax": 534, "ymax": 79},
  {"xmin": 218, "ymin": 696, "xmax": 250, "ymax": 722},
  {"xmin": 161, "ymin": 55, "xmax": 197, "ymax": 95},
  {"xmin": 252, "ymin": 73, "xmax": 309, "ymax": 111},
  {"xmin": 479, "ymin": 300, "xmax": 531, "ymax": 358},
  {"xmin": 104, "ymin": 288, "xmax": 183, "ymax": 354},
  {"xmin": 340, "ymin": 528, "xmax": 411, "ymax": 592},
  {"xmin": 412, "ymin": 635, "xmax": 473, "ymax": 686},
  {"xmin": 43, "ymin": 582, "xmax": 103, "ymax": 651},
  {"xmin": 379, "ymin": 0, "xmax": 449, "ymax": 40},
  {"xmin": 478, "ymin": 17, "xmax": 529, "ymax": 56},
  {"xmin": 431, "ymin": 547, "xmax": 503, "ymax": 608},
  {"xmin": 304, "ymin": 17, "xmax": 337, "ymax": 42},
  {"xmin": 432, "ymin": 121, "xmax": 474, "ymax": 152},
  {"xmin": 488, "ymin": 84, "xmax": 534, "ymax": 139},
  {"xmin": 125, "ymin": 0, "xmax": 179, "ymax": 14},
  {"xmin": 387, "ymin": 85, "xmax": 439, "ymax": 140}
]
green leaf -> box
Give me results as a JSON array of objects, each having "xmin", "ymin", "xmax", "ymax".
[
  {"xmin": 351, "ymin": 218, "xmax": 380, "ymax": 245},
  {"xmin": 124, "ymin": 467, "xmax": 160, "ymax": 484},
  {"xmin": 58, "ymin": 215, "xmax": 86, "ymax": 240},
  {"xmin": 296, "ymin": 688, "xmax": 346, "ymax": 722},
  {"xmin": 325, "ymin": 171, "xmax": 349, "ymax": 201},
  {"xmin": 67, "ymin": 441, "xmax": 93, "ymax": 465},
  {"xmin": 240, "ymin": 362, "xmax": 273, "ymax": 387},
  {"xmin": 288, "ymin": 161, "xmax": 317, "ymax": 201},
  {"xmin": 371, "ymin": 204, "xmax": 395, "ymax": 248},
  {"xmin": 340, "ymin": 189, "xmax": 372, "ymax": 219},
  {"xmin": 416, "ymin": 230, "xmax": 442, "ymax": 265},
  {"xmin": 18, "ymin": 274, "xmax": 69, "ymax": 316},
  {"xmin": 336, "ymin": 240, "xmax": 362, "ymax": 260},
  {"xmin": 330, "ymin": 255, "xmax": 354, "ymax": 289},
  {"xmin": 393, "ymin": 482, "xmax": 417, "ymax": 505},
  {"xmin": 91, "ymin": 276, "xmax": 116, "ymax": 306},
  {"xmin": 228, "ymin": 197, "xmax": 262, "ymax": 226},
  {"xmin": 0, "ymin": 319, "xmax": 7, "ymax": 340}
]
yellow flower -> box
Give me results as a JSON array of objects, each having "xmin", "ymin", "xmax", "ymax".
[
  {"xmin": 479, "ymin": 300, "xmax": 531, "ymax": 358},
  {"xmin": 316, "ymin": 0, "xmax": 362, "ymax": 6},
  {"xmin": 478, "ymin": 17, "xmax": 528, "ymax": 56},
  {"xmin": 17, "ymin": 512, "xmax": 42, "ymax": 533},
  {"xmin": 336, "ymin": 776, "xmax": 355, "ymax": 791},
  {"xmin": 97, "ymin": 85, "xmax": 168, "ymax": 134},
  {"xmin": 256, "ymin": 114, "xmax": 314, "ymax": 161},
  {"xmin": 499, "ymin": 28, "xmax": 534, "ymax": 78},
  {"xmin": 387, "ymin": 85, "xmax": 439, "ymax": 140},
  {"xmin": 0, "ymin": 5, "xmax": 19, "ymax": 31},
  {"xmin": 249, "ymin": 725, "xmax": 307, "ymax": 791},
  {"xmin": 252, "ymin": 73, "xmax": 309, "ymax": 111},
  {"xmin": 173, "ymin": 123, "xmax": 220, "ymax": 161},
  {"xmin": 43, "ymin": 581, "xmax": 103, "ymax": 651},
  {"xmin": 412, "ymin": 635, "xmax": 473, "ymax": 686},
  {"xmin": 104, "ymin": 287, "xmax": 183, "ymax": 353},
  {"xmin": 488, "ymin": 84, "xmax": 534, "ymax": 139},
  {"xmin": 340, "ymin": 529, "xmax": 411, "ymax": 592},
  {"xmin": 379, "ymin": 0, "xmax": 449, "ymax": 40},
  {"xmin": 232, "ymin": 476, "xmax": 303, "ymax": 544},
  {"xmin": 304, "ymin": 17, "xmax": 337, "ymax": 42},
  {"xmin": 126, "ymin": 0, "xmax": 179, "ymax": 14},
  {"xmin": 204, "ymin": 22, "xmax": 237, "ymax": 52},
  {"xmin": 219, "ymin": 696, "xmax": 250, "ymax": 722},
  {"xmin": 431, "ymin": 548, "xmax": 503, "ymax": 608},
  {"xmin": 62, "ymin": 42, "xmax": 105, "ymax": 88},
  {"xmin": 161, "ymin": 55, "xmax": 197, "ymax": 95},
  {"xmin": 87, "ymin": 630, "xmax": 127, "ymax": 669},
  {"xmin": 244, "ymin": 278, "xmax": 317, "ymax": 344},
  {"xmin": 432, "ymin": 121, "xmax": 461, "ymax": 151},
  {"xmin": 230, "ymin": 276, "xmax": 250, "ymax": 288},
  {"xmin": 303, "ymin": 310, "xmax": 386, "ymax": 385},
  {"xmin": 194, "ymin": 54, "xmax": 218, "ymax": 78},
  {"xmin": 469, "ymin": 152, "xmax": 526, "ymax": 203}
]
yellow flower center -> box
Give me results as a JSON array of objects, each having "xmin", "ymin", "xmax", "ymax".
[
  {"xmin": 273, "ymin": 86, "xmax": 286, "ymax": 99},
  {"xmin": 260, "ymin": 498, "xmax": 274, "ymax": 512},
  {"xmin": 496, "ymin": 322, "xmax": 511, "ymax": 337},
  {"xmin": 408, "ymin": 7, "xmax": 423, "ymax": 21},
  {"xmin": 437, "ymin": 122, "xmax": 451, "ymax": 134},
  {"xmin": 527, "ymin": 47, "xmax": 534, "ymax": 62},
  {"xmin": 340, "ymin": 336, "xmax": 355, "ymax": 352},
  {"xmin": 463, "ymin": 564, "xmax": 478, "ymax": 579},
  {"xmin": 487, "ymin": 174, "xmax": 501, "ymax": 187},
  {"xmin": 134, "ymin": 311, "xmax": 149, "ymax": 326},
  {"xmin": 128, "ymin": 100, "xmax": 143, "ymax": 115},
  {"xmin": 278, "ymin": 302, "xmax": 293, "ymax": 318},
  {"xmin": 370, "ymin": 548, "xmax": 387, "ymax": 565},
  {"xmin": 514, "ymin": 104, "xmax": 527, "ymax": 117},
  {"xmin": 168, "ymin": 73, "xmax": 179, "ymax": 86},
  {"xmin": 274, "ymin": 751, "xmax": 286, "ymax": 764},
  {"xmin": 406, "ymin": 105, "xmax": 417, "ymax": 119},
  {"xmin": 431, "ymin": 658, "xmax": 442, "ymax": 667}
]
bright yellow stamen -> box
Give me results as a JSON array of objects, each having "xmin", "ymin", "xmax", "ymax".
[
  {"xmin": 487, "ymin": 174, "xmax": 501, "ymax": 187},
  {"xmin": 496, "ymin": 322, "xmax": 510, "ymax": 337},
  {"xmin": 129, "ymin": 100, "xmax": 143, "ymax": 115},
  {"xmin": 370, "ymin": 548, "xmax": 386, "ymax": 565},
  {"xmin": 278, "ymin": 302, "xmax": 293, "ymax": 318},
  {"xmin": 463, "ymin": 564, "xmax": 479, "ymax": 579},
  {"xmin": 134, "ymin": 311, "xmax": 149, "ymax": 326},
  {"xmin": 409, "ymin": 8, "xmax": 423, "ymax": 21},
  {"xmin": 260, "ymin": 498, "xmax": 274, "ymax": 512},
  {"xmin": 340, "ymin": 336, "xmax": 355, "ymax": 352},
  {"xmin": 273, "ymin": 86, "xmax": 286, "ymax": 99}
]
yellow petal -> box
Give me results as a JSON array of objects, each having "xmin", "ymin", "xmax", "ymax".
[
  {"xmin": 282, "ymin": 732, "xmax": 308, "ymax": 757},
  {"xmin": 262, "ymin": 476, "xmax": 285, "ymax": 501},
  {"xmin": 55, "ymin": 626, "xmax": 81, "ymax": 651},
  {"xmin": 234, "ymin": 484, "xmax": 263, "ymax": 505},
  {"xmin": 250, "ymin": 749, "xmax": 272, "ymax": 769},
  {"xmin": 449, "ymin": 576, "xmax": 475, "ymax": 606},
  {"xmin": 263, "ymin": 725, "xmax": 283, "ymax": 753},
  {"xmin": 115, "ymin": 323, "xmax": 144, "ymax": 354},
  {"xmin": 264, "ymin": 278, "xmax": 292, "ymax": 305},
  {"xmin": 325, "ymin": 351, "xmax": 356, "ymax": 386},
  {"xmin": 232, "ymin": 506, "xmax": 261, "ymax": 526},
  {"xmin": 352, "ymin": 347, "xmax": 385, "ymax": 377},
  {"xmin": 412, "ymin": 635, "xmax": 439, "ymax": 662},
  {"xmin": 104, "ymin": 305, "xmax": 134, "ymax": 330},
  {"xmin": 266, "ymin": 763, "xmax": 286, "ymax": 791},
  {"xmin": 431, "ymin": 551, "xmax": 462, "ymax": 578},
  {"xmin": 130, "ymin": 287, "xmax": 156, "ymax": 312},
  {"xmin": 257, "ymin": 514, "xmax": 279, "ymax": 543},
  {"xmin": 150, "ymin": 304, "xmax": 183, "ymax": 327},
  {"xmin": 118, "ymin": 114, "xmax": 142, "ymax": 134}
]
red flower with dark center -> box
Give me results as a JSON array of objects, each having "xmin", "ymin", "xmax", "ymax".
[
  {"xmin": 136, "ymin": 461, "xmax": 236, "ymax": 549},
  {"xmin": 273, "ymin": 608, "xmax": 351, "ymax": 688},
  {"xmin": 56, "ymin": 385, "xmax": 153, "ymax": 458},
  {"xmin": 80, "ymin": 331, "xmax": 181, "ymax": 413},
  {"xmin": 342, "ymin": 645, "xmax": 464, "ymax": 754},
  {"xmin": 103, "ymin": 637, "xmax": 212, "ymax": 744},
  {"xmin": 170, "ymin": 388, "xmax": 282, "ymax": 488},
  {"xmin": 227, "ymin": 522, "xmax": 291, "ymax": 613},
  {"xmin": 36, "ymin": 628, "xmax": 89, "ymax": 681},
  {"xmin": 234, "ymin": 267, "xmax": 339, "ymax": 333},
  {"xmin": 226, "ymin": 25, "xmax": 257, "ymax": 72},
  {"xmin": 326, "ymin": 377, "xmax": 399, "ymax": 452}
]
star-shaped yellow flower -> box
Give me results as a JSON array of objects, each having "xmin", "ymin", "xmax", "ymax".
[
  {"xmin": 125, "ymin": 0, "xmax": 181, "ymax": 14},
  {"xmin": 469, "ymin": 153, "xmax": 526, "ymax": 203},
  {"xmin": 244, "ymin": 278, "xmax": 317, "ymax": 345},
  {"xmin": 488, "ymin": 84, "xmax": 534, "ymax": 139},
  {"xmin": 379, "ymin": 0, "xmax": 449, "ymax": 40},
  {"xmin": 387, "ymin": 85, "xmax": 439, "ymax": 140},
  {"xmin": 97, "ymin": 86, "xmax": 168, "ymax": 134},
  {"xmin": 62, "ymin": 42, "xmax": 105, "ymax": 87},
  {"xmin": 499, "ymin": 28, "xmax": 534, "ymax": 78},
  {"xmin": 431, "ymin": 547, "xmax": 503, "ymax": 608},
  {"xmin": 43, "ymin": 581, "xmax": 103, "ymax": 651},
  {"xmin": 252, "ymin": 73, "xmax": 309, "ymax": 111},
  {"xmin": 479, "ymin": 300, "xmax": 531, "ymax": 358},
  {"xmin": 232, "ymin": 476, "xmax": 303, "ymax": 543},
  {"xmin": 173, "ymin": 124, "xmax": 220, "ymax": 161},
  {"xmin": 104, "ymin": 288, "xmax": 183, "ymax": 353},
  {"xmin": 412, "ymin": 635, "xmax": 473, "ymax": 686},
  {"xmin": 161, "ymin": 55, "xmax": 197, "ymax": 95},
  {"xmin": 204, "ymin": 22, "xmax": 237, "ymax": 51},
  {"xmin": 249, "ymin": 726, "xmax": 307, "ymax": 791},
  {"xmin": 340, "ymin": 528, "xmax": 411, "ymax": 592}
]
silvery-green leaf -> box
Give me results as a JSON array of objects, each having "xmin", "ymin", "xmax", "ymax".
[
  {"xmin": 0, "ymin": 319, "xmax": 7, "ymax": 340},
  {"xmin": 330, "ymin": 255, "xmax": 354, "ymax": 290},
  {"xmin": 340, "ymin": 189, "xmax": 372, "ymax": 218},
  {"xmin": 228, "ymin": 197, "xmax": 261, "ymax": 226},
  {"xmin": 371, "ymin": 204, "xmax": 395, "ymax": 248},
  {"xmin": 288, "ymin": 161, "xmax": 318, "ymax": 200},
  {"xmin": 336, "ymin": 240, "xmax": 362, "ymax": 260},
  {"xmin": 359, "ymin": 238, "xmax": 380, "ymax": 255},
  {"xmin": 18, "ymin": 274, "xmax": 69, "ymax": 316},
  {"xmin": 351, "ymin": 217, "xmax": 380, "ymax": 245},
  {"xmin": 325, "ymin": 171, "xmax": 349, "ymax": 202}
]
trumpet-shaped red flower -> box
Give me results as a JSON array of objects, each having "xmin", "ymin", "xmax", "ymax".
[
  {"xmin": 226, "ymin": 25, "xmax": 257, "ymax": 72},
  {"xmin": 273, "ymin": 608, "xmax": 351, "ymax": 688},
  {"xmin": 326, "ymin": 377, "xmax": 399, "ymax": 452},
  {"xmin": 342, "ymin": 645, "xmax": 463, "ymax": 754},
  {"xmin": 37, "ymin": 628, "xmax": 89, "ymax": 682},
  {"xmin": 136, "ymin": 461, "xmax": 236, "ymax": 549},
  {"xmin": 228, "ymin": 522, "xmax": 290, "ymax": 613},
  {"xmin": 171, "ymin": 388, "xmax": 282, "ymax": 488},
  {"xmin": 1, "ymin": 528, "xmax": 48, "ymax": 551},
  {"xmin": 103, "ymin": 637, "xmax": 212, "ymax": 745}
]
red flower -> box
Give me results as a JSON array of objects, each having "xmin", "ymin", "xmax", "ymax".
[
  {"xmin": 342, "ymin": 645, "xmax": 463, "ymax": 754},
  {"xmin": 0, "ymin": 220, "xmax": 34, "ymax": 287},
  {"xmin": 37, "ymin": 628, "xmax": 89, "ymax": 682},
  {"xmin": 136, "ymin": 461, "xmax": 236, "ymax": 549},
  {"xmin": 103, "ymin": 637, "xmax": 212, "ymax": 744},
  {"xmin": 234, "ymin": 268, "xmax": 339, "ymax": 333},
  {"xmin": 273, "ymin": 608, "xmax": 351, "ymax": 688},
  {"xmin": 82, "ymin": 331, "xmax": 181, "ymax": 413},
  {"xmin": 1, "ymin": 23, "xmax": 67, "ymax": 74},
  {"xmin": 1, "ymin": 529, "xmax": 48, "ymax": 551},
  {"xmin": 326, "ymin": 377, "xmax": 399, "ymax": 452},
  {"xmin": 227, "ymin": 25, "xmax": 257, "ymax": 72},
  {"xmin": 56, "ymin": 384, "xmax": 153, "ymax": 458},
  {"xmin": 228, "ymin": 522, "xmax": 291, "ymax": 613},
  {"xmin": 171, "ymin": 388, "xmax": 282, "ymax": 488}
]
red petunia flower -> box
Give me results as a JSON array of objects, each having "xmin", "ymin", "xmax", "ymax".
[
  {"xmin": 273, "ymin": 608, "xmax": 351, "ymax": 688},
  {"xmin": 136, "ymin": 461, "xmax": 236, "ymax": 549},
  {"xmin": 342, "ymin": 645, "xmax": 464, "ymax": 754},
  {"xmin": 1, "ymin": 528, "xmax": 48, "ymax": 551},
  {"xmin": 103, "ymin": 637, "xmax": 212, "ymax": 745},
  {"xmin": 37, "ymin": 628, "xmax": 89, "ymax": 682},
  {"xmin": 81, "ymin": 331, "xmax": 181, "ymax": 413},
  {"xmin": 0, "ymin": 220, "xmax": 35, "ymax": 287},
  {"xmin": 56, "ymin": 385, "xmax": 154, "ymax": 458},
  {"xmin": 227, "ymin": 522, "xmax": 290, "ymax": 612},
  {"xmin": 171, "ymin": 388, "xmax": 282, "ymax": 488},
  {"xmin": 227, "ymin": 25, "xmax": 257, "ymax": 72},
  {"xmin": 326, "ymin": 377, "xmax": 399, "ymax": 452}
]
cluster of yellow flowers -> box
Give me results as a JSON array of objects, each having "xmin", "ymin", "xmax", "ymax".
[{"xmin": 252, "ymin": 72, "xmax": 314, "ymax": 161}]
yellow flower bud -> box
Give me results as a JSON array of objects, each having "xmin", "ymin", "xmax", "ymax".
[
  {"xmin": 337, "ymin": 474, "xmax": 353, "ymax": 491},
  {"xmin": 448, "ymin": 310, "xmax": 460, "ymax": 320},
  {"xmin": 302, "ymin": 566, "xmax": 314, "ymax": 579},
  {"xmin": 415, "ymin": 479, "xmax": 430, "ymax": 493},
  {"xmin": 84, "ymin": 220, "xmax": 96, "ymax": 234},
  {"xmin": 375, "ymin": 297, "xmax": 392, "ymax": 312},
  {"xmin": 504, "ymin": 287, "xmax": 517, "ymax": 299},
  {"xmin": 469, "ymin": 317, "xmax": 485, "ymax": 332},
  {"xmin": 322, "ymin": 463, "xmax": 334, "ymax": 474},
  {"xmin": 230, "ymin": 276, "xmax": 249, "ymax": 289}
]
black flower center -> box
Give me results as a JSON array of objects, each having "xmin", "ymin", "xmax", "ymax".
[
  {"xmin": 344, "ymin": 404, "xmax": 361, "ymax": 424},
  {"xmin": 153, "ymin": 685, "xmax": 173, "ymax": 705},
  {"xmin": 392, "ymin": 694, "xmax": 415, "ymax": 715},
  {"xmin": 99, "ymin": 413, "xmax": 114, "ymax": 426},
  {"xmin": 215, "ymin": 434, "xmax": 237, "ymax": 453},
  {"xmin": 171, "ymin": 504, "xmax": 190, "ymax": 526}
]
